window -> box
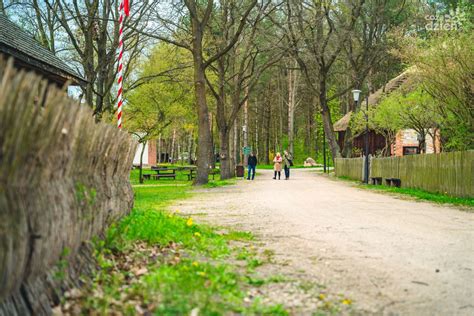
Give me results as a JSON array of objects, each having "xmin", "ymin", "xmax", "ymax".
[{"xmin": 403, "ymin": 146, "xmax": 419, "ymax": 155}]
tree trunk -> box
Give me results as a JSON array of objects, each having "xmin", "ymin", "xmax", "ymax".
[
  {"xmin": 319, "ymin": 79, "xmax": 341, "ymax": 159},
  {"xmin": 183, "ymin": 6, "xmax": 213, "ymax": 184},
  {"xmin": 255, "ymin": 97, "xmax": 259, "ymax": 158},
  {"xmin": 139, "ymin": 140, "xmax": 147, "ymax": 184},
  {"xmin": 307, "ymin": 99, "xmax": 315, "ymax": 157},
  {"xmin": 219, "ymin": 129, "xmax": 232, "ymax": 179},
  {"xmin": 287, "ymin": 61, "xmax": 298, "ymax": 155},
  {"xmin": 209, "ymin": 113, "xmax": 215, "ymax": 169},
  {"xmin": 264, "ymin": 97, "xmax": 271, "ymax": 164},
  {"xmin": 229, "ymin": 121, "xmax": 236, "ymax": 171},
  {"xmin": 188, "ymin": 132, "xmax": 194, "ymax": 164},
  {"xmin": 170, "ymin": 128, "xmax": 176, "ymax": 163},
  {"xmin": 193, "ymin": 57, "xmax": 211, "ymax": 183},
  {"xmin": 243, "ymin": 90, "xmax": 249, "ymax": 167},
  {"xmin": 418, "ymin": 129, "xmax": 427, "ymax": 154},
  {"xmin": 342, "ymin": 128, "xmax": 353, "ymax": 158},
  {"xmin": 234, "ymin": 116, "xmax": 240, "ymax": 165}
]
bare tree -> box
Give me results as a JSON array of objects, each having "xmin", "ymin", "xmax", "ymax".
[
  {"xmin": 282, "ymin": 0, "xmax": 409, "ymax": 159},
  {"xmin": 204, "ymin": 0, "xmax": 282, "ymax": 178},
  {"xmin": 34, "ymin": 0, "xmax": 154, "ymax": 117},
  {"xmin": 142, "ymin": 0, "xmax": 257, "ymax": 184}
]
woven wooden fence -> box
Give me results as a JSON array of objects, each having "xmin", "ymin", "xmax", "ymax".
[
  {"xmin": 370, "ymin": 151, "xmax": 473, "ymax": 197},
  {"xmin": 334, "ymin": 157, "xmax": 364, "ymax": 181},
  {"xmin": 0, "ymin": 59, "xmax": 137, "ymax": 315}
]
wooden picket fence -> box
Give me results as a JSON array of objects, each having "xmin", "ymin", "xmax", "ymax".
[
  {"xmin": 335, "ymin": 151, "xmax": 474, "ymax": 197},
  {"xmin": 334, "ymin": 157, "xmax": 364, "ymax": 181}
]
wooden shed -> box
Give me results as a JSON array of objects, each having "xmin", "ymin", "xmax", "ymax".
[
  {"xmin": 0, "ymin": 14, "xmax": 85, "ymax": 86},
  {"xmin": 333, "ymin": 69, "xmax": 414, "ymax": 157}
]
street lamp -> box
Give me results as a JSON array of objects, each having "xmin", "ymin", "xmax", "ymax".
[
  {"xmin": 351, "ymin": 89, "xmax": 361, "ymax": 104},
  {"xmin": 352, "ymin": 89, "xmax": 369, "ymax": 184}
]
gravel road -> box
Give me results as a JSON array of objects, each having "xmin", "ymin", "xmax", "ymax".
[{"xmin": 176, "ymin": 169, "xmax": 474, "ymax": 315}]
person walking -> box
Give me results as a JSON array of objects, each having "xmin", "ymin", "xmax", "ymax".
[
  {"xmin": 273, "ymin": 152, "xmax": 282, "ymax": 180},
  {"xmin": 247, "ymin": 152, "xmax": 257, "ymax": 180},
  {"xmin": 283, "ymin": 150, "xmax": 293, "ymax": 180}
]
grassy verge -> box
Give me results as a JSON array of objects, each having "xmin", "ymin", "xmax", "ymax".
[
  {"xmin": 65, "ymin": 181, "xmax": 288, "ymax": 315},
  {"xmin": 336, "ymin": 176, "xmax": 474, "ymax": 208},
  {"xmin": 131, "ymin": 166, "xmax": 238, "ymax": 187}
]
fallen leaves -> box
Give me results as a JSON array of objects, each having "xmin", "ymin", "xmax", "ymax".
[
  {"xmin": 132, "ymin": 267, "xmax": 148, "ymax": 276},
  {"xmin": 54, "ymin": 240, "xmax": 187, "ymax": 316}
]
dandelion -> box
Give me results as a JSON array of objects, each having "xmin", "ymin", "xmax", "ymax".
[
  {"xmin": 197, "ymin": 271, "xmax": 206, "ymax": 277},
  {"xmin": 194, "ymin": 232, "xmax": 201, "ymax": 237},
  {"xmin": 342, "ymin": 299, "xmax": 352, "ymax": 305},
  {"xmin": 192, "ymin": 261, "xmax": 199, "ymax": 267},
  {"xmin": 318, "ymin": 293, "xmax": 326, "ymax": 300},
  {"xmin": 186, "ymin": 218, "xmax": 193, "ymax": 226}
]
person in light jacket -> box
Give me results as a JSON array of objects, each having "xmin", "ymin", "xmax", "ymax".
[{"xmin": 273, "ymin": 152, "xmax": 282, "ymax": 180}]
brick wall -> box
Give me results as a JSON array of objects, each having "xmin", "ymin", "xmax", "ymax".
[
  {"xmin": 393, "ymin": 129, "xmax": 441, "ymax": 156},
  {"xmin": 148, "ymin": 140, "xmax": 157, "ymax": 166},
  {"xmin": 393, "ymin": 129, "xmax": 419, "ymax": 156}
]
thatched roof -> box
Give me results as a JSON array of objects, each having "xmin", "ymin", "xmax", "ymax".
[
  {"xmin": 334, "ymin": 112, "xmax": 352, "ymax": 132},
  {"xmin": 333, "ymin": 68, "xmax": 416, "ymax": 132}
]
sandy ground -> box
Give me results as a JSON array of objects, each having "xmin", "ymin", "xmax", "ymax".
[{"xmin": 174, "ymin": 169, "xmax": 474, "ymax": 315}]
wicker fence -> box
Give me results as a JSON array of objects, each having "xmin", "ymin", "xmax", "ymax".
[
  {"xmin": 0, "ymin": 59, "xmax": 137, "ymax": 315},
  {"xmin": 335, "ymin": 151, "xmax": 474, "ymax": 197}
]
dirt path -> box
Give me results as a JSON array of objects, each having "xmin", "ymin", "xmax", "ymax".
[{"xmin": 175, "ymin": 169, "xmax": 474, "ymax": 315}]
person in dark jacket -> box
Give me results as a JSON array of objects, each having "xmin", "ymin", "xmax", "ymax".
[
  {"xmin": 283, "ymin": 150, "xmax": 293, "ymax": 180},
  {"xmin": 247, "ymin": 153, "xmax": 258, "ymax": 180}
]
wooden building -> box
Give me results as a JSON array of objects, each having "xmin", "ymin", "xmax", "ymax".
[
  {"xmin": 333, "ymin": 69, "xmax": 441, "ymax": 157},
  {"xmin": 334, "ymin": 111, "xmax": 387, "ymax": 156},
  {"xmin": 0, "ymin": 14, "xmax": 85, "ymax": 86}
]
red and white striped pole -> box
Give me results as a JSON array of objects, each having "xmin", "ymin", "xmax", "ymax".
[{"xmin": 116, "ymin": 0, "xmax": 129, "ymax": 129}]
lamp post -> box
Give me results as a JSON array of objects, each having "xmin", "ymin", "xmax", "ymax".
[
  {"xmin": 323, "ymin": 127, "xmax": 326, "ymax": 173},
  {"xmin": 352, "ymin": 89, "xmax": 369, "ymax": 184}
]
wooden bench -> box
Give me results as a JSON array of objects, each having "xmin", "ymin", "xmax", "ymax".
[
  {"xmin": 186, "ymin": 168, "xmax": 219, "ymax": 180},
  {"xmin": 385, "ymin": 178, "xmax": 401, "ymax": 187},
  {"xmin": 142, "ymin": 174, "xmax": 152, "ymax": 180},
  {"xmin": 187, "ymin": 169, "xmax": 196, "ymax": 181},
  {"xmin": 151, "ymin": 174, "xmax": 176, "ymax": 180},
  {"xmin": 370, "ymin": 177, "xmax": 382, "ymax": 185},
  {"xmin": 208, "ymin": 169, "xmax": 219, "ymax": 180}
]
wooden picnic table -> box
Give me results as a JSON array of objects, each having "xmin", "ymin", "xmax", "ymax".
[
  {"xmin": 142, "ymin": 166, "xmax": 200, "ymax": 181},
  {"xmin": 149, "ymin": 166, "xmax": 177, "ymax": 180}
]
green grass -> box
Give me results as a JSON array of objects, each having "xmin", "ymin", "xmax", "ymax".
[
  {"xmin": 203, "ymin": 178, "xmax": 237, "ymax": 188},
  {"xmin": 77, "ymin": 175, "xmax": 287, "ymax": 315},
  {"xmin": 336, "ymin": 176, "xmax": 474, "ymax": 208},
  {"xmin": 130, "ymin": 167, "xmax": 196, "ymax": 185},
  {"xmin": 131, "ymin": 166, "xmax": 234, "ymax": 187}
]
